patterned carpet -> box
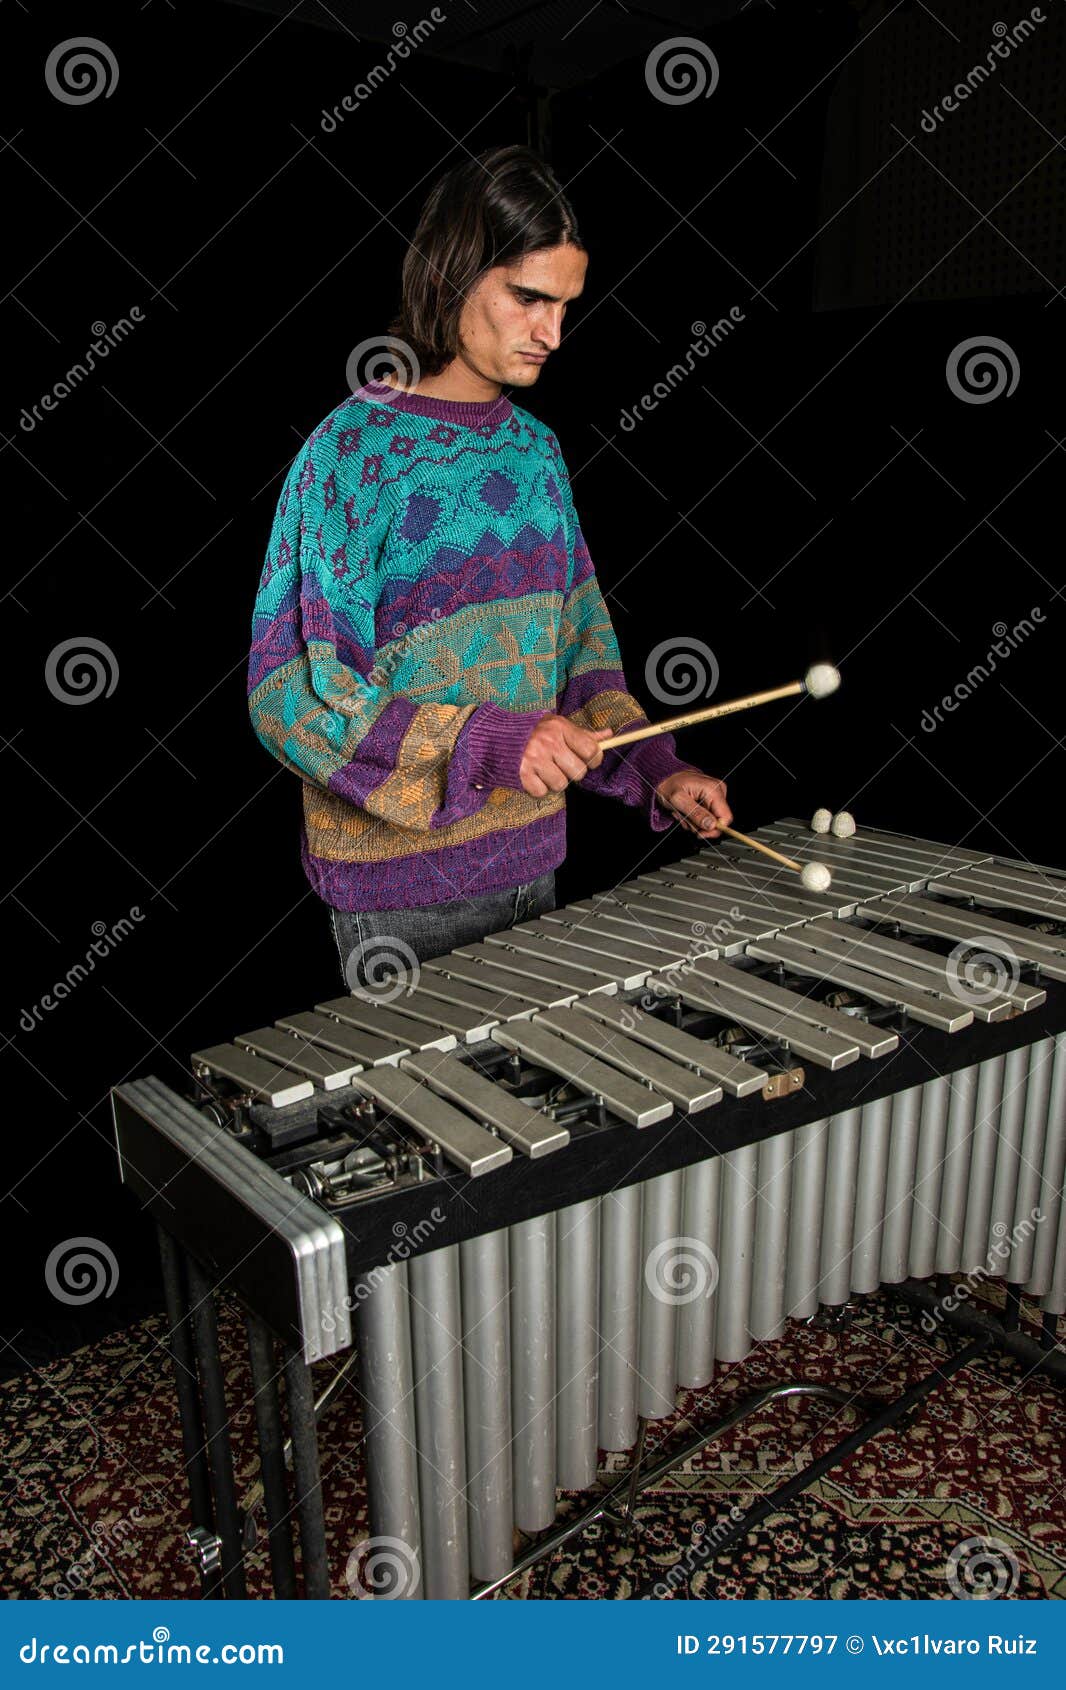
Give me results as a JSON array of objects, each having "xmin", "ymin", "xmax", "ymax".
[{"xmin": 3, "ymin": 1289, "xmax": 1064, "ymax": 1601}]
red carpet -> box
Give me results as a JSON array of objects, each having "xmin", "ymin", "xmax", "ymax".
[{"xmin": 3, "ymin": 1290, "xmax": 1063, "ymax": 1601}]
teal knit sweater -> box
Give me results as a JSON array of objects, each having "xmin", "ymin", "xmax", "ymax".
[{"xmin": 248, "ymin": 380, "xmax": 693, "ymax": 909}]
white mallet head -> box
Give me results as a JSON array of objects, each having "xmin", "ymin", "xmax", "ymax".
[
  {"xmin": 805, "ymin": 662, "xmax": 841, "ymax": 700},
  {"xmin": 801, "ymin": 860, "xmax": 832, "ymax": 893},
  {"xmin": 811, "ymin": 807, "xmax": 832, "ymax": 834},
  {"xmin": 831, "ymin": 810, "xmax": 856, "ymax": 839}
]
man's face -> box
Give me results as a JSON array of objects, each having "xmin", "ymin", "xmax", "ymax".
[{"xmin": 456, "ymin": 243, "xmax": 587, "ymax": 388}]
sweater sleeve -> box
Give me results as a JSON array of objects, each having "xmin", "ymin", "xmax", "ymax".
[
  {"xmin": 552, "ymin": 454, "xmax": 699, "ymax": 831},
  {"xmin": 247, "ymin": 429, "xmax": 547, "ymax": 833}
]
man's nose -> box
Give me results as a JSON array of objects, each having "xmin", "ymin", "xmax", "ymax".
[{"xmin": 534, "ymin": 310, "xmax": 565, "ymax": 350}]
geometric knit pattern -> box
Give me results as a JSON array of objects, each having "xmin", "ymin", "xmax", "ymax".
[{"xmin": 248, "ymin": 381, "xmax": 693, "ymax": 910}]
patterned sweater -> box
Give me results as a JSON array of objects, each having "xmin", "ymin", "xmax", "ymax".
[{"xmin": 248, "ymin": 380, "xmax": 695, "ymax": 910}]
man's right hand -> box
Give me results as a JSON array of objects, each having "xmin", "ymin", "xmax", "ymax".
[{"xmin": 519, "ymin": 715, "xmax": 613, "ymax": 797}]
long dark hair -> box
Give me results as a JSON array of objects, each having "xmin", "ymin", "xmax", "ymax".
[{"xmin": 386, "ymin": 144, "xmax": 584, "ymax": 377}]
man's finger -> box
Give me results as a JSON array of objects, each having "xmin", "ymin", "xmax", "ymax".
[
  {"xmin": 551, "ymin": 748, "xmax": 592, "ymax": 783},
  {"xmin": 530, "ymin": 755, "xmax": 570, "ymax": 793},
  {"xmin": 561, "ymin": 722, "xmax": 607, "ymax": 764},
  {"xmin": 692, "ymin": 781, "xmax": 732, "ymax": 830},
  {"xmin": 667, "ymin": 797, "xmax": 714, "ymax": 831},
  {"xmin": 671, "ymin": 794, "xmax": 723, "ymax": 836}
]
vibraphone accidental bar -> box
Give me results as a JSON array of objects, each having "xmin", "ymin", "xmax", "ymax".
[{"xmin": 112, "ymin": 821, "xmax": 1066, "ymax": 1600}]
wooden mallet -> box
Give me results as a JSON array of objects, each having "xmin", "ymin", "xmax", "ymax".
[
  {"xmin": 598, "ymin": 663, "xmax": 841, "ymax": 751},
  {"xmin": 710, "ymin": 823, "xmax": 833, "ymax": 892}
]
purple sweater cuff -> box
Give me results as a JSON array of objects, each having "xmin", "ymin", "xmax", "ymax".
[
  {"xmin": 463, "ymin": 702, "xmax": 549, "ymax": 792},
  {"xmin": 623, "ymin": 731, "xmax": 700, "ymax": 831}
]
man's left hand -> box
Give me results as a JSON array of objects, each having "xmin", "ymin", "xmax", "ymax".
[{"xmin": 655, "ymin": 770, "xmax": 732, "ymax": 838}]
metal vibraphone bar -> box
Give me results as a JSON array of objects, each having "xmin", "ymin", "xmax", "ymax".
[{"xmin": 111, "ymin": 821, "xmax": 1066, "ymax": 1599}]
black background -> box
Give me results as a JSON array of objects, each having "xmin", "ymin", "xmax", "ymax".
[{"xmin": 4, "ymin": 0, "xmax": 1063, "ymax": 1366}]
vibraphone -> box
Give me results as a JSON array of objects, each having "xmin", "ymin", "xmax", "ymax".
[{"xmin": 112, "ymin": 821, "xmax": 1066, "ymax": 1601}]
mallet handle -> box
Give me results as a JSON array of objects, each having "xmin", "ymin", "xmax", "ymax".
[
  {"xmin": 716, "ymin": 824, "xmax": 802, "ymax": 872},
  {"xmin": 599, "ymin": 681, "xmax": 805, "ymax": 750}
]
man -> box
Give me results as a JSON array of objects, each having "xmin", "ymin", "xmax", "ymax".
[{"xmin": 248, "ymin": 143, "xmax": 732, "ymax": 991}]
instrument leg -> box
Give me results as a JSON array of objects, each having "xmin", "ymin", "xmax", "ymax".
[
  {"xmin": 185, "ymin": 1255, "xmax": 248, "ymax": 1600},
  {"xmin": 899, "ymin": 1278, "xmax": 1066, "ymax": 1385},
  {"xmin": 281, "ymin": 1348, "xmax": 331, "ymax": 1599},
  {"xmin": 617, "ymin": 1414, "xmax": 649, "ymax": 1537},
  {"xmin": 244, "ymin": 1315, "xmax": 298, "ymax": 1599},
  {"xmin": 156, "ymin": 1226, "xmax": 218, "ymax": 1599}
]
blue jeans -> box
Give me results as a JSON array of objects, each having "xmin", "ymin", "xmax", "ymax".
[{"xmin": 329, "ymin": 872, "xmax": 557, "ymax": 993}]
